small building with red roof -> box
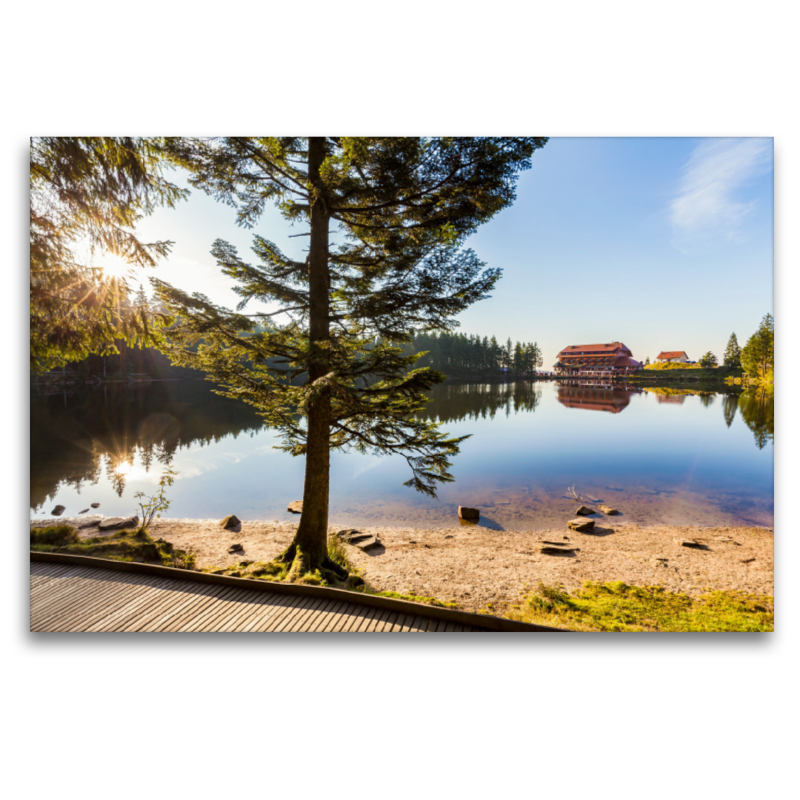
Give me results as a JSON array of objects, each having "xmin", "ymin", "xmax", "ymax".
[{"xmin": 656, "ymin": 350, "xmax": 689, "ymax": 363}]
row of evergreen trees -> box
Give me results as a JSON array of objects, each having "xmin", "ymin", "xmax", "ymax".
[{"xmin": 408, "ymin": 332, "xmax": 543, "ymax": 377}]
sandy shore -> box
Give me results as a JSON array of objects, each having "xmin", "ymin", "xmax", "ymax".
[{"xmin": 34, "ymin": 515, "xmax": 774, "ymax": 614}]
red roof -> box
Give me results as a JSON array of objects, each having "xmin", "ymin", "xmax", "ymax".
[
  {"xmin": 656, "ymin": 351, "xmax": 687, "ymax": 359},
  {"xmin": 558, "ymin": 342, "xmax": 632, "ymax": 356},
  {"xmin": 613, "ymin": 355, "xmax": 642, "ymax": 368}
]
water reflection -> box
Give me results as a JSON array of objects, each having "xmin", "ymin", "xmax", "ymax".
[
  {"xmin": 30, "ymin": 379, "xmax": 774, "ymax": 528},
  {"xmin": 30, "ymin": 381, "xmax": 263, "ymax": 508},
  {"xmin": 556, "ymin": 384, "xmax": 641, "ymax": 414},
  {"xmin": 419, "ymin": 380, "xmax": 542, "ymax": 423},
  {"xmin": 736, "ymin": 387, "xmax": 774, "ymax": 450}
]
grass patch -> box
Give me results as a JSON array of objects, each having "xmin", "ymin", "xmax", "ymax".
[
  {"xmin": 506, "ymin": 581, "xmax": 773, "ymax": 632},
  {"xmin": 30, "ymin": 525, "xmax": 196, "ymax": 570}
]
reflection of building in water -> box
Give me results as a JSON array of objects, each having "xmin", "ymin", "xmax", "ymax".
[
  {"xmin": 655, "ymin": 393, "xmax": 687, "ymax": 404},
  {"xmin": 557, "ymin": 384, "xmax": 638, "ymax": 413}
]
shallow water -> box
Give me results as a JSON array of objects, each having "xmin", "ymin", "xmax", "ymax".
[{"xmin": 30, "ymin": 379, "xmax": 774, "ymax": 530}]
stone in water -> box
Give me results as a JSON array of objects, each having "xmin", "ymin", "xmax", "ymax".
[
  {"xmin": 599, "ymin": 505, "xmax": 619, "ymax": 515},
  {"xmin": 287, "ymin": 501, "xmax": 303, "ymax": 514},
  {"xmin": 458, "ymin": 506, "xmax": 480, "ymax": 520},
  {"xmin": 219, "ymin": 514, "xmax": 241, "ymax": 530},
  {"xmin": 51, "ymin": 505, "xmax": 65, "ymax": 516},
  {"xmin": 575, "ymin": 505, "xmax": 595, "ymax": 516}
]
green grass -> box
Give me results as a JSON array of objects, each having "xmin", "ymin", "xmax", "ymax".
[
  {"xmin": 505, "ymin": 581, "xmax": 773, "ymax": 632},
  {"xmin": 30, "ymin": 525, "xmax": 196, "ymax": 570}
]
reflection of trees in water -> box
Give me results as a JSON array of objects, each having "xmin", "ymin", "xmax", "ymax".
[
  {"xmin": 418, "ymin": 381, "xmax": 542, "ymax": 424},
  {"xmin": 722, "ymin": 394, "xmax": 739, "ymax": 428},
  {"xmin": 698, "ymin": 393, "xmax": 715, "ymax": 408},
  {"xmin": 736, "ymin": 387, "xmax": 774, "ymax": 450},
  {"xmin": 30, "ymin": 381, "xmax": 264, "ymax": 509}
]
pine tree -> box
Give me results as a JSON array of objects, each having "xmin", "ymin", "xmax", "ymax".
[
  {"xmin": 30, "ymin": 137, "xmax": 186, "ymax": 371},
  {"xmin": 723, "ymin": 333, "xmax": 742, "ymax": 367},
  {"xmin": 740, "ymin": 314, "xmax": 774, "ymax": 381},
  {"xmin": 155, "ymin": 136, "xmax": 545, "ymax": 579},
  {"xmin": 699, "ymin": 351, "xmax": 718, "ymax": 367}
]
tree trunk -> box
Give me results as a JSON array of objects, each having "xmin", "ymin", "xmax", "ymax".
[{"xmin": 283, "ymin": 137, "xmax": 343, "ymax": 579}]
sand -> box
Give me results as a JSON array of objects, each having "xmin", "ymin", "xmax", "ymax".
[{"xmin": 33, "ymin": 514, "xmax": 773, "ymax": 614}]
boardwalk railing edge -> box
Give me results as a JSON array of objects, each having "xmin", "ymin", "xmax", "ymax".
[{"xmin": 30, "ymin": 551, "xmax": 567, "ymax": 633}]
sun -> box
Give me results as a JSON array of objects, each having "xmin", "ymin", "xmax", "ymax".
[{"xmin": 98, "ymin": 253, "xmax": 133, "ymax": 281}]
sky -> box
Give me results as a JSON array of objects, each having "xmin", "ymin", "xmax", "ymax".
[{"xmin": 126, "ymin": 137, "xmax": 774, "ymax": 368}]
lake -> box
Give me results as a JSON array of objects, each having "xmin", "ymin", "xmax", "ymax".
[{"xmin": 30, "ymin": 379, "xmax": 774, "ymax": 530}]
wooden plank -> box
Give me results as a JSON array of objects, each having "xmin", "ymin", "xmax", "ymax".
[
  {"xmin": 443, "ymin": 621, "xmax": 458, "ymax": 632},
  {"xmin": 33, "ymin": 572, "xmax": 159, "ymax": 630},
  {"xmin": 409, "ymin": 616, "xmax": 432, "ymax": 632},
  {"xmin": 268, "ymin": 595, "xmax": 325, "ymax": 633},
  {"xmin": 53, "ymin": 575, "xmax": 173, "ymax": 633},
  {"xmin": 306, "ymin": 600, "xmax": 349, "ymax": 632},
  {"xmin": 180, "ymin": 587, "xmax": 255, "ymax": 633},
  {"xmin": 351, "ymin": 605, "xmax": 380, "ymax": 633},
  {"xmin": 160, "ymin": 584, "xmax": 249, "ymax": 633},
  {"xmin": 329, "ymin": 602, "xmax": 364, "ymax": 633},
  {"xmin": 269, "ymin": 596, "xmax": 325, "ymax": 633},
  {"xmin": 332, "ymin": 603, "xmax": 365, "ymax": 633},
  {"xmin": 117, "ymin": 581, "xmax": 220, "ymax": 633},
  {"xmin": 109, "ymin": 581, "xmax": 217, "ymax": 633},
  {"xmin": 172, "ymin": 585, "xmax": 251, "ymax": 633},
  {"xmin": 213, "ymin": 589, "xmax": 292, "ymax": 633},
  {"xmin": 82, "ymin": 577, "xmax": 180, "ymax": 633},
  {"xmin": 238, "ymin": 593, "xmax": 297, "ymax": 633},
  {"xmin": 363, "ymin": 607, "xmax": 391, "ymax": 632},
  {"xmin": 30, "ymin": 569, "xmax": 104, "ymax": 616},
  {"xmin": 381, "ymin": 613, "xmax": 406, "ymax": 632},
  {"xmin": 315, "ymin": 600, "xmax": 353, "ymax": 632},
  {"xmin": 227, "ymin": 592, "xmax": 290, "ymax": 632},
  {"xmin": 213, "ymin": 589, "xmax": 285, "ymax": 633},
  {"xmin": 283, "ymin": 598, "xmax": 337, "ymax": 633},
  {"xmin": 86, "ymin": 582, "xmax": 179, "ymax": 633}
]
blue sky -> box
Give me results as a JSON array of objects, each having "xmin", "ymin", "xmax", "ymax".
[{"xmin": 130, "ymin": 137, "xmax": 773, "ymax": 368}]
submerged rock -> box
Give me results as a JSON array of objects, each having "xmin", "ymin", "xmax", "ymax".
[
  {"xmin": 90, "ymin": 503, "xmax": 100, "ymax": 508},
  {"xmin": 599, "ymin": 505, "xmax": 619, "ymax": 515},
  {"xmin": 458, "ymin": 506, "xmax": 480, "ymax": 521},
  {"xmin": 78, "ymin": 508, "xmax": 90, "ymax": 515},
  {"xmin": 567, "ymin": 518, "xmax": 595, "ymax": 532},
  {"xmin": 575, "ymin": 505, "xmax": 595, "ymax": 516},
  {"xmin": 51, "ymin": 505, "xmax": 65, "ymax": 516}
]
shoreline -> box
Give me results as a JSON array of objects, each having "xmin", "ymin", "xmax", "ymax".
[{"xmin": 31, "ymin": 516, "xmax": 774, "ymax": 614}]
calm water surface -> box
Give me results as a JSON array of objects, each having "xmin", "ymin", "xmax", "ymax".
[{"xmin": 30, "ymin": 380, "xmax": 774, "ymax": 530}]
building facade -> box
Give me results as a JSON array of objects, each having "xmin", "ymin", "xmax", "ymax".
[
  {"xmin": 553, "ymin": 342, "xmax": 642, "ymax": 377},
  {"xmin": 656, "ymin": 351, "xmax": 689, "ymax": 363}
]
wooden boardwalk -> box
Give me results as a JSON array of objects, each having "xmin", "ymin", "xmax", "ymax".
[{"xmin": 30, "ymin": 555, "xmax": 564, "ymax": 633}]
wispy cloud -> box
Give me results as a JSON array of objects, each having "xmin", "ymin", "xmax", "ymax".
[{"xmin": 670, "ymin": 138, "xmax": 771, "ymax": 243}]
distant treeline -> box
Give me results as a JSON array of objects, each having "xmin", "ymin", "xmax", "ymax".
[{"xmin": 408, "ymin": 332, "xmax": 543, "ymax": 378}]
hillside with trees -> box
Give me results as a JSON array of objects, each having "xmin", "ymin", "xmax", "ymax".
[{"xmin": 409, "ymin": 332, "xmax": 543, "ymax": 378}]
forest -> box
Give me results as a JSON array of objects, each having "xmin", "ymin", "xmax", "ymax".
[{"xmin": 408, "ymin": 332, "xmax": 543, "ymax": 378}]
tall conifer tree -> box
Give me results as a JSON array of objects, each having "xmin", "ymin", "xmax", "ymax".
[
  {"xmin": 155, "ymin": 137, "xmax": 545, "ymax": 579},
  {"xmin": 723, "ymin": 333, "xmax": 742, "ymax": 367},
  {"xmin": 30, "ymin": 137, "xmax": 186, "ymax": 371}
]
